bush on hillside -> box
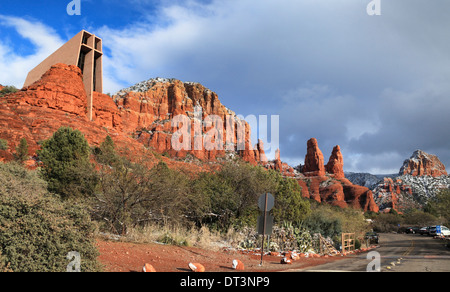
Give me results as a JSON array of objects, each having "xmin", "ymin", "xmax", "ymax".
[
  {"xmin": 13, "ymin": 138, "xmax": 29, "ymax": 163},
  {"xmin": 0, "ymin": 139, "xmax": 7, "ymax": 151},
  {"xmin": 38, "ymin": 127, "xmax": 98, "ymax": 199},
  {"xmin": 0, "ymin": 162, "xmax": 101, "ymax": 272},
  {"xmin": 0, "ymin": 86, "xmax": 18, "ymax": 97}
]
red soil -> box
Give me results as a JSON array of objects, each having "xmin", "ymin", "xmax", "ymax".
[{"xmin": 96, "ymin": 239, "xmax": 346, "ymax": 272}]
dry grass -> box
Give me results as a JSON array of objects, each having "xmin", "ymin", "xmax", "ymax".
[{"xmin": 124, "ymin": 224, "xmax": 248, "ymax": 251}]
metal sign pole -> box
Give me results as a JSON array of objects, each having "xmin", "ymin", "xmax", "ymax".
[{"xmin": 260, "ymin": 193, "xmax": 268, "ymax": 266}]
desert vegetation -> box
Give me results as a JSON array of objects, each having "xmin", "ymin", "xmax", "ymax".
[{"xmin": 0, "ymin": 86, "xmax": 18, "ymax": 97}]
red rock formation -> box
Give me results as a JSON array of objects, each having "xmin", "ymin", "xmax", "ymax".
[
  {"xmin": 16, "ymin": 63, "xmax": 88, "ymax": 117},
  {"xmin": 112, "ymin": 79, "xmax": 264, "ymax": 163},
  {"xmin": 257, "ymin": 139, "xmax": 268, "ymax": 163},
  {"xmin": 295, "ymin": 138, "xmax": 379, "ymax": 212},
  {"xmin": 340, "ymin": 178, "xmax": 379, "ymax": 212},
  {"xmin": 0, "ymin": 64, "xmax": 204, "ymax": 173},
  {"xmin": 326, "ymin": 145, "xmax": 344, "ymax": 178},
  {"xmin": 399, "ymin": 150, "xmax": 447, "ymax": 177},
  {"xmin": 373, "ymin": 177, "xmax": 416, "ymax": 213},
  {"xmin": 0, "ymin": 64, "xmax": 266, "ymax": 167},
  {"xmin": 0, "ymin": 85, "xmax": 4, "ymax": 91},
  {"xmin": 302, "ymin": 138, "xmax": 325, "ymax": 177}
]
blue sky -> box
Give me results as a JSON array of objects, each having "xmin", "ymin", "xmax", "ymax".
[{"xmin": 1, "ymin": 0, "xmax": 450, "ymax": 174}]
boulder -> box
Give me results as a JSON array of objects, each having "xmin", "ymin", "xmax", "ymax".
[
  {"xmin": 188, "ymin": 263, "xmax": 205, "ymax": 272},
  {"xmin": 232, "ymin": 259, "xmax": 245, "ymax": 271},
  {"xmin": 142, "ymin": 263, "xmax": 157, "ymax": 272}
]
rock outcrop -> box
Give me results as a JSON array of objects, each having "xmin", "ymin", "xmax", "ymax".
[
  {"xmin": 371, "ymin": 177, "xmax": 417, "ymax": 213},
  {"xmin": 0, "ymin": 65, "xmax": 190, "ymax": 173},
  {"xmin": 371, "ymin": 174, "xmax": 450, "ymax": 213},
  {"xmin": 302, "ymin": 138, "xmax": 325, "ymax": 177},
  {"xmin": 0, "ymin": 64, "xmax": 266, "ymax": 168},
  {"xmin": 292, "ymin": 138, "xmax": 378, "ymax": 212},
  {"xmin": 399, "ymin": 150, "xmax": 447, "ymax": 177},
  {"xmin": 108, "ymin": 78, "xmax": 265, "ymax": 164},
  {"xmin": 325, "ymin": 145, "xmax": 344, "ymax": 178},
  {"xmin": 349, "ymin": 150, "xmax": 449, "ymax": 213},
  {"xmin": 263, "ymin": 138, "xmax": 379, "ymax": 212}
]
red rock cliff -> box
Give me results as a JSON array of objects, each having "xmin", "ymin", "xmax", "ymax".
[
  {"xmin": 100, "ymin": 78, "xmax": 265, "ymax": 163},
  {"xmin": 399, "ymin": 150, "xmax": 447, "ymax": 177},
  {"xmin": 0, "ymin": 64, "xmax": 265, "ymax": 166}
]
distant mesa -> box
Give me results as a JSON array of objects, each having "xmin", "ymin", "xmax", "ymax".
[
  {"xmin": 399, "ymin": 149, "xmax": 447, "ymax": 177},
  {"xmin": 346, "ymin": 149, "xmax": 449, "ymax": 214}
]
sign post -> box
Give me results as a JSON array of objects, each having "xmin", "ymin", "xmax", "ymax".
[
  {"xmin": 436, "ymin": 225, "xmax": 442, "ymax": 236},
  {"xmin": 257, "ymin": 193, "xmax": 274, "ymax": 266}
]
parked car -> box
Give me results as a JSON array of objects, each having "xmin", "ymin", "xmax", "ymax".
[
  {"xmin": 418, "ymin": 226, "xmax": 432, "ymax": 235},
  {"xmin": 365, "ymin": 232, "xmax": 379, "ymax": 244},
  {"xmin": 429, "ymin": 226, "xmax": 450, "ymax": 237},
  {"xmin": 442, "ymin": 226, "xmax": 450, "ymax": 236},
  {"xmin": 405, "ymin": 227, "xmax": 420, "ymax": 234}
]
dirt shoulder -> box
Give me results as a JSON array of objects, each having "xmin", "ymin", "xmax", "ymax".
[{"xmin": 96, "ymin": 239, "xmax": 352, "ymax": 272}]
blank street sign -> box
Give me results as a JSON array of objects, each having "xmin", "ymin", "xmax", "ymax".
[
  {"xmin": 258, "ymin": 193, "xmax": 274, "ymax": 212},
  {"xmin": 257, "ymin": 213, "xmax": 274, "ymax": 235}
]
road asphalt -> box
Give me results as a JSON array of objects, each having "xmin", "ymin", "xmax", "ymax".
[{"xmin": 289, "ymin": 233, "xmax": 450, "ymax": 272}]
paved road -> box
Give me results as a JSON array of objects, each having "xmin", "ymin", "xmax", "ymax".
[{"xmin": 296, "ymin": 233, "xmax": 450, "ymax": 272}]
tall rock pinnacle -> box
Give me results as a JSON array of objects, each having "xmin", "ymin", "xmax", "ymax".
[
  {"xmin": 326, "ymin": 145, "xmax": 344, "ymax": 178},
  {"xmin": 302, "ymin": 138, "xmax": 325, "ymax": 177}
]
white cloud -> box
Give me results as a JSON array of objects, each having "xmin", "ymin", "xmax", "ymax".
[
  {"xmin": 1, "ymin": 0, "xmax": 450, "ymax": 173},
  {"xmin": 0, "ymin": 15, "xmax": 64, "ymax": 88}
]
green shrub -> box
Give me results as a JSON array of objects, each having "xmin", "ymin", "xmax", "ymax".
[
  {"xmin": 0, "ymin": 162, "xmax": 101, "ymax": 272},
  {"xmin": 191, "ymin": 161, "xmax": 280, "ymax": 230},
  {"xmin": 425, "ymin": 189, "xmax": 450, "ymax": 225},
  {"xmin": 355, "ymin": 238, "xmax": 361, "ymax": 250},
  {"xmin": 94, "ymin": 135, "xmax": 118, "ymax": 166},
  {"xmin": 0, "ymin": 86, "xmax": 18, "ymax": 97},
  {"xmin": 302, "ymin": 208, "xmax": 342, "ymax": 239},
  {"xmin": 272, "ymin": 173, "xmax": 311, "ymax": 223},
  {"xmin": 13, "ymin": 138, "xmax": 29, "ymax": 163},
  {"xmin": 38, "ymin": 127, "xmax": 98, "ymax": 199},
  {"xmin": 157, "ymin": 233, "xmax": 189, "ymax": 246},
  {"xmin": 0, "ymin": 139, "xmax": 7, "ymax": 151}
]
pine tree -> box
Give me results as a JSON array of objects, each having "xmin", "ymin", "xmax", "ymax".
[
  {"xmin": 96, "ymin": 135, "xmax": 118, "ymax": 166},
  {"xmin": 14, "ymin": 138, "xmax": 28, "ymax": 163},
  {"xmin": 38, "ymin": 127, "xmax": 97, "ymax": 199}
]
